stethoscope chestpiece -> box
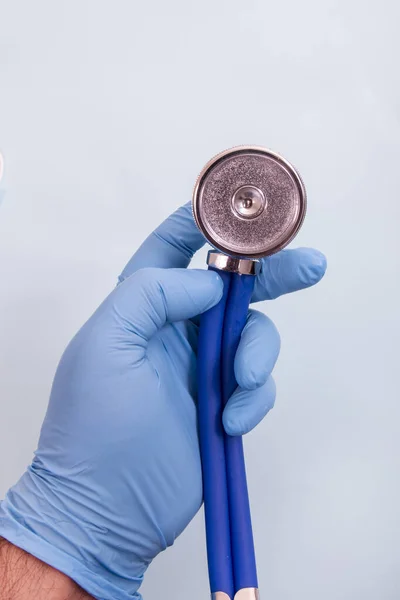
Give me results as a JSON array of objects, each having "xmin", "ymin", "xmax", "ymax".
[{"xmin": 192, "ymin": 145, "xmax": 307, "ymax": 260}]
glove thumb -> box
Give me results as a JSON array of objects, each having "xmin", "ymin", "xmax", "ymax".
[{"xmin": 111, "ymin": 267, "xmax": 223, "ymax": 361}]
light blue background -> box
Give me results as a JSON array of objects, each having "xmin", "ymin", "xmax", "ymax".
[{"xmin": 0, "ymin": 1, "xmax": 399, "ymax": 598}]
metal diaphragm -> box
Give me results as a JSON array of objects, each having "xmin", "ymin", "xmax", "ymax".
[{"xmin": 192, "ymin": 146, "xmax": 307, "ymax": 259}]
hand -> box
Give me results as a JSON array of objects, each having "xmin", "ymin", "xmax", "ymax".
[{"xmin": 0, "ymin": 203, "xmax": 326, "ymax": 600}]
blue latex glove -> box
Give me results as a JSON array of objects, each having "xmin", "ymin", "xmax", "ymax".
[{"xmin": 0, "ymin": 203, "xmax": 326, "ymax": 600}]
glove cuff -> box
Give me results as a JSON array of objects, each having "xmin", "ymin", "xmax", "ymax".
[{"xmin": 0, "ymin": 469, "xmax": 144, "ymax": 600}]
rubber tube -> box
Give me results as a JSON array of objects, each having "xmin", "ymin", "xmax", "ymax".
[
  {"xmin": 221, "ymin": 273, "xmax": 258, "ymax": 593},
  {"xmin": 197, "ymin": 268, "xmax": 234, "ymax": 598}
]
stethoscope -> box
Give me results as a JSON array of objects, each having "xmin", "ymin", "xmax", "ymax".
[{"xmin": 192, "ymin": 146, "xmax": 307, "ymax": 600}]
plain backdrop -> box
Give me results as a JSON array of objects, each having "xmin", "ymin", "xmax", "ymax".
[{"xmin": 1, "ymin": 1, "xmax": 399, "ymax": 599}]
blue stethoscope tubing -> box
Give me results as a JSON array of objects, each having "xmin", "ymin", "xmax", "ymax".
[{"xmin": 197, "ymin": 267, "xmax": 257, "ymax": 598}]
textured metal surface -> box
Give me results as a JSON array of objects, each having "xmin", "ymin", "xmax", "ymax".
[
  {"xmin": 192, "ymin": 146, "xmax": 306, "ymax": 258},
  {"xmin": 207, "ymin": 250, "xmax": 260, "ymax": 275}
]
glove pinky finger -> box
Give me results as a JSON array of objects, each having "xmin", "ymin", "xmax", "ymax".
[{"xmin": 222, "ymin": 376, "xmax": 276, "ymax": 436}]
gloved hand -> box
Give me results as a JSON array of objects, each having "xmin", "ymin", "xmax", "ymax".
[{"xmin": 0, "ymin": 203, "xmax": 326, "ymax": 600}]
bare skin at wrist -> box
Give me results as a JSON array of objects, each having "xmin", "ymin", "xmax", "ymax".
[{"xmin": 0, "ymin": 538, "xmax": 92, "ymax": 600}]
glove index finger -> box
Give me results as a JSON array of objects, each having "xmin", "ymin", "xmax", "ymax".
[
  {"xmin": 252, "ymin": 247, "xmax": 327, "ymax": 302},
  {"xmin": 118, "ymin": 202, "xmax": 205, "ymax": 283}
]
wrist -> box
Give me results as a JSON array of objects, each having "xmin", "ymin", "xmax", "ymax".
[
  {"xmin": 0, "ymin": 468, "xmax": 144, "ymax": 600},
  {"xmin": 0, "ymin": 538, "xmax": 91, "ymax": 600}
]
